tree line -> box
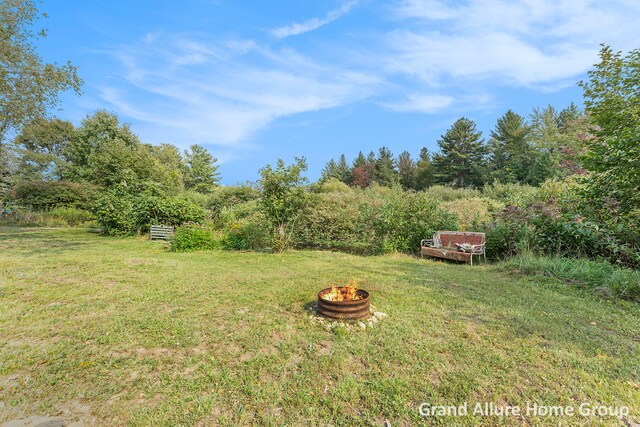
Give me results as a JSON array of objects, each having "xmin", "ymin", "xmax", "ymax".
[
  {"xmin": 320, "ymin": 103, "xmax": 587, "ymax": 190},
  {"xmin": 5, "ymin": 111, "xmax": 220, "ymax": 194}
]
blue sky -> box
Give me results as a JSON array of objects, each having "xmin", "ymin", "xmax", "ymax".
[{"xmin": 39, "ymin": 0, "xmax": 640, "ymax": 184}]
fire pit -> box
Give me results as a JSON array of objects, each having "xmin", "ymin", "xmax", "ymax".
[{"xmin": 317, "ymin": 285, "xmax": 370, "ymax": 319}]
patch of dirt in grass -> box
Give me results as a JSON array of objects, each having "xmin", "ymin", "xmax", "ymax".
[
  {"xmin": 221, "ymin": 342, "xmax": 241, "ymax": 356},
  {"xmin": 237, "ymin": 351, "xmax": 253, "ymax": 363},
  {"xmin": 0, "ymin": 371, "xmax": 29, "ymax": 391},
  {"xmin": 316, "ymin": 340, "xmax": 333, "ymax": 356},
  {"xmin": 191, "ymin": 342, "xmax": 210, "ymax": 355},
  {"xmin": 427, "ymin": 368, "xmax": 442, "ymax": 387},
  {"xmin": 1, "ymin": 400, "xmax": 93, "ymax": 427},
  {"xmin": 259, "ymin": 344, "xmax": 278, "ymax": 357}
]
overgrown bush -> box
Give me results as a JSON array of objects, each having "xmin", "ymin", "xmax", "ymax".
[
  {"xmin": 217, "ymin": 200, "xmax": 269, "ymax": 250},
  {"xmin": 131, "ymin": 193, "xmax": 205, "ymax": 232},
  {"xmin": 374, "ymin": 191, "xmax": 458, "ymax": 253},
  {"xmin": 12, "ymin": 180, "xmax": 89, "ymax": 210},
  {"xmin": 482, "ymin": 181, "xmax": 538, "ymax": 207},
  {"xmin": 485, "ymin": 217, "xmax": 530, "ymax": 260},
  {"xmin": 92, "ymin": 185, "xmax": 205, "ymax": 235},
  {"xmin": 483, "ymin": 197, "xmax": 640, "ymax": 267},
  {"xmin": 296, "ymin": 191, "xmax": 384, "ymax": 254},
  {"xmin": 91, "ymin": 187, "xmax": 136, "ymax": 235},
  {"xmin": 207, "ymin": 185, "xmax": 260, "ymax": 213},
  {"xmin": 170, "ymin": 224, "xmax": 219, "ymax": 252},
  {"xmin": 440, "ymin": 197, "xmax": 501, "ymax": 231},
  {"xmin": 296, "ymin": 189, "xmax": 457, "ymax": 254},
  {"xmin": 312, "ymin": 177, "xmax": 352, "ymax": 193},
  {"xmin": 220, "ymin": 221, "xmax": 268, "ymax": 250}
]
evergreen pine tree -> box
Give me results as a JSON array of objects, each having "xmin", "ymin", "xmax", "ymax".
[
  {"xmin": 352, "ymin": 151, "xmax": 366, "ymax": 169},
  {"xmin": 432, "ymin": 118, "xmax": 486, "ymax": 188},
  {"xmin": 183, "ymin": 144, "xmax": 220, "ymax": 193},
  {"xmin": 526, "ymin": 151, "xmax": 555, "ymax": 185},
  {"xmin": 397, "ymin": 150, "xmax": 416, "ymax": 190},
  {"xmin": 366, "ymin": 151, "xmax": 376, "ymax": 164},
  {"xmin": 374, "ymin": 146, "xmax": 399, "ymax": 187},
  {"xmin": 488, "ymin": 110, "xmax": 533, "ymax": 184},
  {"xmin": 414, "ymin": 147, "xmax": 433, "ymax": 190},
  {"xmin": 320, "ymin": 158, "xmax": 339, "ymax": 182},
  {"xmin": 336, "ymin": 154, "xmax": 351, "ymax": 184}
]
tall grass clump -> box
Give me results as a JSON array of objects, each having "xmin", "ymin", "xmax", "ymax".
[
  {"xmin": 504, "ymin": 254, "xmax": 640, "ymax": 302},
  {"xmin": 0, "ymin": 206, "xmax": 95, "ymax": 227}
]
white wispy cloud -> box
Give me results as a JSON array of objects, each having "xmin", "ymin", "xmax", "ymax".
[
  {"xmin": 270, "ymin": 0, "xmax": 358, "ymax": 39},
  {"xmin": 382, "ymin": 94, "xmax": 454, "ymax": 113},
  {"xmin": 99, "ymin": 34, "xmax": 381, "ymax": 151},
  {"xmin": 386, "ymin": 0, "xmax": 640, "ymax": 87}
]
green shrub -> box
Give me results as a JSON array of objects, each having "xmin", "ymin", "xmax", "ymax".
[
  {"xmin": 206, "ymin": 185, "xmax": 260, "ymax": 213},
  {"xmin": 485, "ymin": 215, "xmax": 531, "ymax": 259},
  {"xmin": 374, "ymin": 191, "xmax": 458, "ymax": 253},
  {"xmin": 170, "ymin": 224, "xmax": 220, "ymax": 252},
  {"xmin": 313, "ymin": 178, "xmax": 352, "ymax": 193},
  {"xmin": 91, "ymin": 188, "xmax": 136, "ymax": 235},
  {"xmin": 12, "ymin": 180, "xmax": 89, "ymax": 210},
  {"xmin": 217, "ymin": 201, "xmax": 270, "ymax": 250},
  {"xmin": 131, "ymin": 193, "xmax": 205, "ymax": 232},
  {"xmin": 295, "ymin": 191, "xmax": 385, "ymax": 255},
  {"xmin": 482, "ymin": 181, "xmax": 538, "ymax": 207},
  {"xmin": 440, "ymin": 197, "xmax": 502, "ymax": 231},
  {"xmin": 503, "ymin": 254, "xmax": 640, "ymax": 302},
  {"xmin": 220, "ymin": 220, "xmax": 269, "ymax": 250},
  {"xmin": 92, "ymin": 185, "xmax": 205, "ymax": 235},
  {"xmin": 182, "ymin": 191, "xmax": 209, "ymax": 209},
  {"xmin": 296, "ymin": 189, "xmax": 457, "ymax": 254}
]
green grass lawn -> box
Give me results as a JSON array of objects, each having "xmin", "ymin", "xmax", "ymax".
[{"xmin": 1, "ymin": 228, "xmax": 639, "ymax": 426}]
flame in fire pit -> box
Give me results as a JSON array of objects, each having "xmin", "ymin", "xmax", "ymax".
[{"xmin": 320, "ymin": 283, "xmax": 364, "ymax": 302}]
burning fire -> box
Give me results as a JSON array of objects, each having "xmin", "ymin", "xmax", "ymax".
[{"xmin": 320, "ymin": 280, "xmax": 364, "ymax": 302}]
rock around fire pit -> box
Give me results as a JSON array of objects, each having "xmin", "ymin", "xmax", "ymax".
[{"xmin": 307, "ymin": 301, "xmax": 386, "ymax": 331}]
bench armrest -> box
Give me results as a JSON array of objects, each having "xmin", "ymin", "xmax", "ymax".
[
  {"xmin": 421, "ymin": 239, "xmax": 434, "ymax": 247},
  {"xmin": 471, "ymin": 244, "xmax": 485, "ymax": 254}
]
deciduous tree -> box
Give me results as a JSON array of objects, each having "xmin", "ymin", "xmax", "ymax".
[
  {"xmin": 0, "ymin": 0, "xmax": 82, "ymax": 146},
  {"xmin": 64, "ymin": 110, "xmax": 155, "ymax": 187},
  {"xmin": 259, "ymin": 157, "xmax": 308, "ymax": 252},
  {"xmin": 11, "ymin": 116, "xmax": 74, "ymax": 181},
  {"xmin": 578, "ymin": 44, "xmax": 640, "ymax": 213}
]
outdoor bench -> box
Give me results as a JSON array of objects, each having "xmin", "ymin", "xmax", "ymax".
[
  {"xmin": 150, "ymin": 225, "xmax": 174, "ymax": 240},
  {"xmin": 421, "ymin": 231, "xmax": 486, "ymax": 265}
]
